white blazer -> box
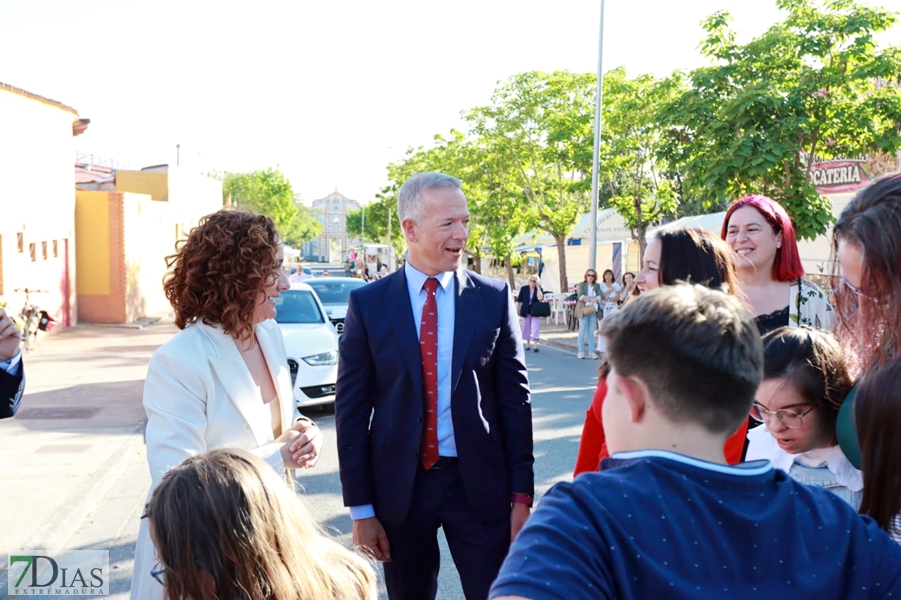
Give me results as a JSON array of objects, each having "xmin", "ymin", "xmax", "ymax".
[{"xmin": 131, "ymin": 318, "xmax": 297, "ymax": 600}]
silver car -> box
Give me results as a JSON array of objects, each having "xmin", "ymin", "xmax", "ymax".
[{"xmin": 304, "ymin": 277, "xmax": 367, "ymax": 334}]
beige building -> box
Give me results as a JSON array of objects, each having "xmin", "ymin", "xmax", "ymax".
[
  {"xmin": 75, "ymin": 165, "xmax": 222, "ymax": 324},
  {"xmin": 0, "ymin": 82, "xmax": 89, "ymax": 328},
  {"xmin": 303, "ymin": 190, "xmax": 361, "ymax": 263}
]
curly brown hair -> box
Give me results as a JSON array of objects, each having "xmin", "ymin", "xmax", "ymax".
[{"xmin": 163, "ymin": 209, "xmax": 280, "ymax": 341}]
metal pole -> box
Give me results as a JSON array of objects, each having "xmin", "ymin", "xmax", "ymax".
[{"xmin": 588, "ymin": 0, "xmax": 606, "ymax": 271}]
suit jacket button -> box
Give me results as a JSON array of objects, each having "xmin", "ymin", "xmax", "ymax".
[
  {"xmin": 417, "ymin": 416, "xmax": 423, "ymax": 423},
  {"xmin": 411, "ymin": 452, "xmax": 417, "ymax": 459}
]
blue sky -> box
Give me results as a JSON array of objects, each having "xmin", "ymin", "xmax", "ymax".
[{"xmin": 2, "ymin": 1, "xmax": 898, "ymax": 204}]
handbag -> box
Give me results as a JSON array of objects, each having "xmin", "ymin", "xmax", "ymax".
[
  {"xmin": 530, "ymin": 301, "xmax": 551, "ymax": 318},
  {"xmin": 581, "ymin": 303, "xmax": 597, "ymax": 317}
]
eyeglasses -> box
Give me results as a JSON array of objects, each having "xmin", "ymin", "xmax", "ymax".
[
  {"xmin": 750, "ymin": 403, "xmax": 814, "ymax": 429},
  {"xmin": 586, "ymin": 273, "xmax": 597, "ymax": 278},
  {"xmin": 151, "ymin": 561, "xmax": 166, "ymax": 585},
  {"xmin": 837, "ymin": 275, "xmax": 876, "ymax": 301}
]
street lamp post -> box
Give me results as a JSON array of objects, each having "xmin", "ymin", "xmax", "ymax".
[{"xmin": 589, "ymin": 0, "xmax": 606, "ymax": 272}]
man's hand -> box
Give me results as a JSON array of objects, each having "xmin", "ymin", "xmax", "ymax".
[
  {"xmin": 0, "ymin": 309, "xmax": 22, "ymax": 361},
  {"xmin": 510, "ymin": 503, "xmax": 531, "ymax": 543},
  {"xmin": 288, "ymin": 418, "xmax": 322, "ymax": 468},
  {"xmin": 353, "ymin": 517, "xmax": 391, "ymax": 562}
]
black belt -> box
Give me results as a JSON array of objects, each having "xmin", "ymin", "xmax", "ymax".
[{"xmin": 431, "ymin": 456, "xmax": 458, "ymax": 470}]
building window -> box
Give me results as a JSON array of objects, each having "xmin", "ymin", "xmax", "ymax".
[
  {"xmin": 29, "ymin": 243, "xmax": 36, "ymax": 262},
  {"xmin": 53, "ymin": 240, "xmax": 59, "ymax": 258},
  {"xmin": 42, "ymin": 241, "xmax": 48, "ymax": 260},
  {"xmin": 17, "ymin": 233, "xmax": 24, "ymax": 253}
]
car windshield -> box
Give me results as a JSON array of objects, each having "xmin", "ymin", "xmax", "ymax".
[
  {"xmin": 274, "ymin": 290, "xmax": 325, "ymax": 324},
  {"xmin": 307, "ymin": 280, "xmax": 366, "ymax": 304}
]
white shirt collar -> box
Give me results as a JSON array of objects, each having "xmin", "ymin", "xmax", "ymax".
[{"xmin": 404, "ymin": 261, "xmax": 455, "ymax": 292}]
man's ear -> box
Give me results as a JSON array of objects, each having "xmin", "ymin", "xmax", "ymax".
[
  {"xmin": 401, "ymin": 218, "xmax": 418, "ymax": 243},
  {"xmin": 617, "ymin": 375, "xmax": 650, "ymax": 424}
]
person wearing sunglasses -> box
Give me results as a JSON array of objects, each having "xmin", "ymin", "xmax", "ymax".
[
  {"xmin": 575, "ymin": 270, "xmax": 603, "ymax": 359},
  {"xmin": 745, "ymin": 326, "xmax": 861, "ymax": 508}
]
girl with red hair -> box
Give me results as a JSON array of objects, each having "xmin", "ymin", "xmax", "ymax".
[{"xmin": 722, "ymin": 195, "xmax": 833, "ymax": 334}]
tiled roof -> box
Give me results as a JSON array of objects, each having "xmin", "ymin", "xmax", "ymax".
[{"xmin": 0, "ymin": 81, "xmax": 78, "ymax": 115}]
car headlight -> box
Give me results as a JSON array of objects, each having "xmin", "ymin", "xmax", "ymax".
[{"xmin": 302, "ymin": 351, "xmax": 338, "ymax": 366}]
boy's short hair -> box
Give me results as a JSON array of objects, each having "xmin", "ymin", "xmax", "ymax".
[{"xmin": 600, "ymin": 284, "xmax": 763, "ymax": 435}]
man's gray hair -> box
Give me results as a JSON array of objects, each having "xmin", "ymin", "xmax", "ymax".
[{"xmin": 397, "ymin": 172, "xmax": 462, "ymax": 225}]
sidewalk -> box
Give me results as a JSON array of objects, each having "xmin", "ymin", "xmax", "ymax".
[
  {"xmin": 536, "ymin": 319, "xmax": 579, "ymax": 353},
  {"xmin": 0, "ymin": 321, "xmax": 177, "ymax": 587}
]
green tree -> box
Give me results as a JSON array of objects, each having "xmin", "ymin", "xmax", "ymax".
[
  {"xmin": 658, "ymin": 0, "xmax": 901, "ymax": 240},
  {"xmin": 221, "ymin": 168, "xmax": 322, "ymax": 247},
  {"xmin": 468, "ymin": 71, "xmax": 596, "ymax": 292},
  {"xmin": 598, "ymin": 68, "xmax": 684, "ymax": 255}
]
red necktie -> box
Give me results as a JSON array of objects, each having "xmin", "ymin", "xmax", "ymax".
[{"xmin": 419, "ymin": 278, "xmax": 440, "ymax": 470}]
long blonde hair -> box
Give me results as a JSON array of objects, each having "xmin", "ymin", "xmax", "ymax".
[{"xmin": 145, "ymin": 448, "xmax": 376, "ymax": 600}]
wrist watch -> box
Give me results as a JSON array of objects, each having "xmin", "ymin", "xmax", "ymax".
[{"xmin": 510, "ymin": 493, "xmax": 533, "ymax": 507}]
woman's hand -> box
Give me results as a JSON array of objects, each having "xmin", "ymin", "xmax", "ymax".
[{"xmin": 277, "ymin": 418, "xmax": 322, "ymax": 469}]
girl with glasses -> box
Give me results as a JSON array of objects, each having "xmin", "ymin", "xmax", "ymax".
[
  {"xmin": 144, "ymin": 448, "xmax": 376, "ymax": 600},
  {"xmin": 831, "ymin": 173, "xmax": 901, "ymax": 473},
  {"xmin": 745, "ymin": 327, "xmax": 861, "ymax": 508}
]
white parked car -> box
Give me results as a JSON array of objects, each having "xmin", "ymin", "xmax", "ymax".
[{"xmin": 274, "ymin": 283, "xmax": 338, "ymax": 409}]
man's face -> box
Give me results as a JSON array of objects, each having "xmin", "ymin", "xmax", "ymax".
[{"xmin": 404, "ymin": 187, "xmax": 470, "ymax": 276}]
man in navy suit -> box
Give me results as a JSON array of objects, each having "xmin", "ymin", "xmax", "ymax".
[
  {"xmin": 336, "ymin": 172, "xmax": 534, "ymax": 600},
  {"xmin": 0, "ymin": 307, "xmax": 24, "ymax": 419}
]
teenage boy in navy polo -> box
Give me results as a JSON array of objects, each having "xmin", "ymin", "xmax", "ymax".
[{"xmin": 491, "ymin": 284, "xmax": 901, "ymax": 600}]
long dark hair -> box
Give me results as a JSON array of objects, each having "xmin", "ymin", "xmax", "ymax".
[
  {"xmin": 656, "ymin": 227, "xmax": 741, "ymax": 295},
  {"xmin": 832, "ymin": 173, "xmax": 901, "ymax": 375},
  {"xmin": 762, "ymin": 327, "xmax": 851, "ymax": 445},
  {"xmin": 856, "ymin": 357, "xmax": 901, "ymax": 536}
]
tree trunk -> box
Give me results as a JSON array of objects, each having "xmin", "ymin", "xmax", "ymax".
[
  {"xmin": 473, "ymin": 255, "xmax": 482, "ymax": 274},
  {"xmin": 556, "ymin": 235, "xmax": 568, "ymax": 294},
  {"xmin": 505, "ymin": 254, "xmax": 515, "ymax": 290}
]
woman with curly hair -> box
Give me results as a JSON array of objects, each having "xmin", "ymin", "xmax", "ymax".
[
  {"xmin": 131, "ymin": 209, "xmax": 324, "ymax": 599},
  {"xmin": 145, "ymin": 448, "xmax": 376, "ymax": 600}
]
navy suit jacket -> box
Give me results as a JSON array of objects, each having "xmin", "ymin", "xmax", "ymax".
[
  {"xmin": 0, "ymin": 364, "xmax": 24, "ymax": 419},
  {"xmin": 335, "ymin": 268, "xmax": 534, "ymax": 527}
]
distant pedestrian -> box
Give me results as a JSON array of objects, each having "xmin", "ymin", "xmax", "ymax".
[
  {"xmin": 575, "ymin": 270, "xmax": 602, "ymax": 359},
  {"xmin": 131, "ymin": 209, "xmax": 323, "ymax": 600},
  {"xmin": 290, "ymin": 266, "xmax": 305, "ymax": 283},
  {"xmin": 517, "ymin": 275, "xmax": 544, "ymax": 352},
  {"xmin": 145, "ymin": 448, "xmax": 376, "ymax": 600}
]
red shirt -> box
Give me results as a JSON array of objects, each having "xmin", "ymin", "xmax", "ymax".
[{"xmin": 573, "ymin": 373, "xmax": 749, "ymax": 476}]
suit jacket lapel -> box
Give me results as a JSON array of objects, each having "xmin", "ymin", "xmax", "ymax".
[
  {"xmin": 386, "ymin": 268, "xmax": 424, "ymax": 396},
  {"xmin": 256, "ymin": 321, "xmax": 295, "ymax": 433},
  {"xmin": 203, "ymin": 323, "xmax": 273, "ymax": 446},
  {"xmin": 452, "ymin": 269, "xmax": 477, "ymax": 392}
]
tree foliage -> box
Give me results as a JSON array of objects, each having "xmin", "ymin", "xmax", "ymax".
[
  {"xmin": 221, "ymin": 168, "xmax": 322, "ymax": 247},
  {"xmin": 599, "ymin": 67, "xmax": 684, "ymax": 254},
  {"xmin": 658, "ymin": 0, "xmax": 901, "ymax": 240}
]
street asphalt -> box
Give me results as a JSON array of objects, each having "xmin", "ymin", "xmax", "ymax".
[{"xmin": 0, "ymin": 315, "xmax": 594, "ymax": 599}]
